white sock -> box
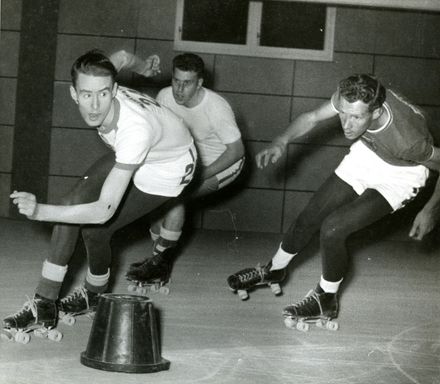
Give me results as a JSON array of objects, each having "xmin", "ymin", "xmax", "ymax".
[
  {"xmin": 41, "ymin": 260, "xmax": 68, "ymax": 282},
  {"xmin": 86, "ymin": 268, "xmax": 110, "ymax": 287},
  {"xmin": 149, "ymin": 228, "xmax": 160, "ymax": 242},
  {"xmin": 160, "ymin": 226, "xmax": 182, "ymax": 242},
  {"xmin": 270, "ymin": 244, "xmax": 297, "ymax": 270},
  {"xmin": 319, "ymin": 275, "xmax": 343, "ymax": 293}
]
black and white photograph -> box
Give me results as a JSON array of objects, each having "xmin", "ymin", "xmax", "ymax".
[{"xmin": 0, "ymin": 0, "xmax": 439, "ymax": 383}]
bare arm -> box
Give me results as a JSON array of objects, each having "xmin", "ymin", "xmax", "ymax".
[
  {"xmin": 109, "ymin": 50, "xmax": 161, "ymax": 78},
  {"xmin": 409, "ymin": 146, "xmax": 440, "ymax": 240},
  {"xmin": 10, "ymin": 166, "xmax": 135, "ymax": 225},
  {"xmin": 201, "ymin": 138, "xmax": 245, "ymax": 180},
  {"xmin": 255, "ymin": 100, "xmax": 338, "ymax": 169}
]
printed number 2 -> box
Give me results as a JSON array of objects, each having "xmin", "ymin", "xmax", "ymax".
[
  {"xmin": 180, "ymin": 163, "xmax": 194, "ymax": 185},
  {"xmin": 180, "ymin": 148, "xmax": 196, "ymax": 185}
]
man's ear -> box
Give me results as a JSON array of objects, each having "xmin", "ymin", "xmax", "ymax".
[
  {"xmin": 112, "ymin": 82, "xmax": 118, "ymax": 97},
  {"xmin": 197, "ymin": 77, "xmax": 203, "ymax": 89},
  {"xmin": 372, "ymin": 106, "xmax": 383, "ymax": 120},
  {"xmin": 70, "ymin": 85, "xmax": 79, "ymax": 104}
]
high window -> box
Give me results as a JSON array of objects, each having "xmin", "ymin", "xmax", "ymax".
[{"xmin": 175, "ymin": 0, "xmax": 336, "ymax": 61}]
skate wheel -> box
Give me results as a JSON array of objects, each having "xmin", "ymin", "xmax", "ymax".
[
  {"xmin": 33, "ymin": 328, "xmax": 46, "ymax": 338},
  {"xmin": 326, "ymin": 320, "xmax": 339, "ymax": 331},
  {"xmin": 1, "ymin": 330, "xmax": 14, "ymax": 342},
  {"xmin": 61, "ymin": 315, "xmax": 75, "ymax": 326},
  {"xmin": 270, "ymin": 283, "xmax": 282, "ymax": 296},
  {"xmin": 137, "ymin": 286, "xmax": 149, "ymax": 295},
  {"xmin": 159, "ymin": 286, "xmax": 170, "ymax": 295},
  {"xmin": 296, "ymin": 321, "xmax": 309, "ymax": 332},
  {"xmin": 15, "ymin": 331, "xmax": 30, "ymax": 344},
  {"xmin": 284, "ymin": 317, "xmax": 297, "ymax": 329},
  {"xmin": 86, "ymin": 312, "xmax": 95, "ymax": 320},
  {"xmin": 237, "ymin": 290, "xmax": 249, "ymax": 301},
  {"xmin": 127, "ymin": 284, "xmax": 137, "ymax": 292},
  {"xmin": 150, "ymin": 284, "xmax": 160, "ymax": 293},
  {"xmin": 48, "ymin": 329, "xmax": 63, "ymax": 342}
]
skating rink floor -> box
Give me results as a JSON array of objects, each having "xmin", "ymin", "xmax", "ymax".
[{"xmin": 0, "ymin": 217, "xmax": 439, "ymax": 384}]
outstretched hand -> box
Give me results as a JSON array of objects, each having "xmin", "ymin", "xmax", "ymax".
[
  {"xmin": 409, "ymin": 208, "xmax": 437, "ymax": 240},
  {"xmin": 10, "ymin": 191, "xmax": 38, "ymax": 219},
  {"xmin": 255, "ymin": 143, "xmax": 285, "ymax": 169},
  {"xmin": 144, "ymin": 54, "xmax": 161, "ymax": 77}
]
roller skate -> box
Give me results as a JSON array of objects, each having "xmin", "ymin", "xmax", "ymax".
[
  {"xmin": 126, "ymin": 250, "xmax": 172, "ymax": 296},
  {"xmin": 58, "ymin": 286, "xmax": 100, "ymax": 326},
  {"xmin": 227, "ymin": 261, "xmax": 286, "ymax": 300},
  {"xmin": 2, "ymin": 295, "xmax": 62, "ymax": 344},
  {"xmin": 283, "ymin": 285, "xmax": 339, "ymax": 332},
  {"xmin": 128, "ymin": 235, "xmax": 175, "ymax": 271}
]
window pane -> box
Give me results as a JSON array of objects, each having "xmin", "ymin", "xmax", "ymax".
[
  {"xmin": 182, "ymin": 0, "xmax": 249, "ymax": 44},
  {"xmin": 260, "ymin": 1, "xmax": 326, "ymax": 50}
]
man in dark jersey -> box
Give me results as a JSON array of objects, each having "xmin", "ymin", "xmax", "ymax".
[{"xmin": 227, "ymin": 74, "xmax": 440, "ymax": 330}]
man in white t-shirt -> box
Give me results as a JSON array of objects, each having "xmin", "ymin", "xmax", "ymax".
[
  {"xmin": 4, "ymin": 50, "xmax": 196, "ymax": 335},
  {"xmin": 112, "ymin": 52, "xmax": 245, "ymax": 283}
]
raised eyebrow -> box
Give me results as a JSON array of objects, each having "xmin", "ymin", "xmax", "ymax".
[
  {"xmin": 78, "ymin": 87, "xmax": 112, "ymax": 95},
  {"xmin": 335, "ymin": 108, "xmax": 368, "ymax": 117},
  {"xmin": 172, "ymin": 78, "xmax": 193, "ymax": 83}
]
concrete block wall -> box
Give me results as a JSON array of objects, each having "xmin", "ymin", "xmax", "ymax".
[
  {"xmin": 1, "ymin": 0, "xmax": 439, "ymax": 238},
  {"xmin": 0, "ymin": 0, "xmax": 21, "ymax": 216}
]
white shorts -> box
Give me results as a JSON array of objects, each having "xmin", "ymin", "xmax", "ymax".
[
  {"xmin": 335, "ymin": 141, "xmax": 429, "ymax": 211},
  {"xmin": 133, "ymin": 143, "xmax": 197, "ymax": 197}
]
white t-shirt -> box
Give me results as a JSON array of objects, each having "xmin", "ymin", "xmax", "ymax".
[
  {"xmin": 97, "ymin": 86, "xmax": 196, "ymax": 197},
  {"xmin": 156, "ymin": 87, "xmax": 241, "ymax": 166}
]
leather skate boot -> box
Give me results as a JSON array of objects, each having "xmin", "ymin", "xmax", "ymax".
[
  {"xmin": 126, "ymin": 249, "xmax": 174, "ymax": 295},
  {"xmin": 126, "ymin": 250, "xmax": 173, "ymax": 284},
  {"xmin": 227, "ymin": 261, "xmax": 286, "ymax": 300},
  {"xmin": 129, "ymin": 236, "xmax": 177, "ymax": 271},
  {"xmin": 283, "ymin": 285, "xmax": 339, "ymax": 332},
  {"xmin": 58, "ymin": 286, "xmax": 100, "ymax": 315},
  {"xmin": 3, "ymin": 294, "xmax": 58, "ymax": 330}
]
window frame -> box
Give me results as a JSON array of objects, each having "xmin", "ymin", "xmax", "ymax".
[{"xmin": 174, "ymin": 0, "xmax": 336, "ymax": 62}]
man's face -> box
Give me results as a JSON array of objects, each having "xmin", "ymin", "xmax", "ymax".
[
  {"xmin": 335, "ymin": 96, "xmax": 376, "ymax": 140},
  {"xmin": 70, "ymin": 73, "xmax": 117, "ymax": 127},
  {"xmin": 171, "ymin": 68, "xmax": 202, "ymax": 107}
]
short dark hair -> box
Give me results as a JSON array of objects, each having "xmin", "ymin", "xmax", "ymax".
[
  {"xmin": 71, "ymin": 49, "xmax": 117, "ymax": 87},
  {"xmin": 338, "ymin": 74, "xmax": 386, "ymax": 111},
  {"xmin": 172, "ymin": 53, "xmax": 204, "ymax": 79}
]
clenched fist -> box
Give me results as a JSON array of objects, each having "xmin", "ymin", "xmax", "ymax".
[{"xmin": 10, "ymin": 191, "xmax": 38, "ymax": 219}]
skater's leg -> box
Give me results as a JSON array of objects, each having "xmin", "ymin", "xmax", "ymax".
[
  {"xmin": 131, "ymin": 176, "xmax": 219, "ymax": 273},
  {"xmin": 4, "ymin": 155, "xmax": 115, "ymax": 332},
  {"xmin": 80, "ymin": 185, "xmax": 169, "ymax": 289},
  {"xmin": 59, "ymin": 185, "xmax": 169, "ymax": 314},
  {"xmin": 151, "ymin": 202, "xmax": 185, "ymax": 256},
  {"xmin": 36, "ymin": 153, "xmax": 115, "ymax": 301},
  {"xmin": 153, "ymin": 176, "xmax": 219, "ymax": 255},
  {"xmin": 319, "ymin": 188, "xmax": 393, "ymax": 283},
  {"xmin": 151, "ymin": 176, "xmax": 218, "ymax": 257},
  {"xmin": 283, "ymin": 189, "xmax": 393, "ymax": 329},
  {"xmin": 278, "ymin": 174, "xmax": 358, "ymax": 264},
  {"xmin": 227, "ymin": 175, "xmax": 358, "ymax": 293}
]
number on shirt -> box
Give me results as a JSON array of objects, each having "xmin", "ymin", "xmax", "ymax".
[{"xmin": 180, "ymin": 148, "xmax": 196, "ymax": 185}]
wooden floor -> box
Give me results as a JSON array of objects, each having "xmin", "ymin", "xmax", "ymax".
[{"xmin": 0, "ymin": 217, "xmax": 439, "ymax": 384}]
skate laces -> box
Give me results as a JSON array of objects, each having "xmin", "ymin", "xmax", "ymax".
[
  {"xmin": 61, "ymin": 286, "xmax": 89, "ymax": 308},
  {"xmin": 140, "ymin": 254, "xmax": 163, "ymax": 269},
  {"xmin": 238, "ymin": 264, "xmax": 265, "ymax": 283},
  {"xmin": 12, "ymin": 296, "xmax": 38, "ymax": 319},
  {"xmin": 293, "ymin": 290, "xmax": 323, "ymax": 314}
]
